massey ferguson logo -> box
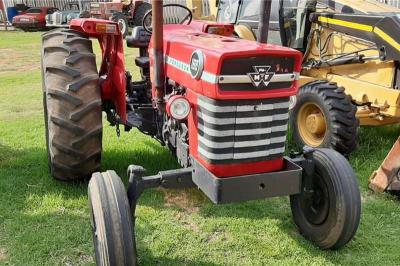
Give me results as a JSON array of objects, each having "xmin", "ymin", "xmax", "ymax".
[{"xmin": 247, "ymin": 66, "xmax": 275, "ymax": 88}]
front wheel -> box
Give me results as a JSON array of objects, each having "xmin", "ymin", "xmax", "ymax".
[
  {"xmin": 89, "ymin": 171, "xmax": 137, "ymax": 266},
  {"xmin": 290, "ymin": 148, "xmax": 361, "ymax": 249}
]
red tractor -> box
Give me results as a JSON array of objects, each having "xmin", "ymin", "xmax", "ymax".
[{"xmin": 41, "ymin": 1, "xmax": 361, "ymax": 264}]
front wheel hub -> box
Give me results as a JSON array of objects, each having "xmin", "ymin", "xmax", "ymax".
[{"xmin": 301, "ymin": 176, "xmax": 330, "ymax": 225}]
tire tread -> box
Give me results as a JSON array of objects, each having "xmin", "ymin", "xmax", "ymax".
[
  {"xmin": 290, "ymin": 148, "xmax": 361, "ymax": 249},
  {"xmin": 41, "ymin": 28, "xmax": 102, "ymax": 181},
  {"xmin": 88, "ymin": 171, "xmax": 137, "ymax": 266}
]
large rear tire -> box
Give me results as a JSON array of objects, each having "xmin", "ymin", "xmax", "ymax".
[
  {"xmin": 132, "ymin": 2, "xmax": 152, "ymax": 27},
  {"xmin": 41, "ymin": 29, "xmax": 102, "ymax": 181},
  {"xmin": 290, "ymin": 148, "xmax": 361, "ymax": 249},
  {"xmin": 291, "ymin": 81, "xmax": 359, "ymax": 156},
  {"xmin": 89, "ymin": 171, "xmax": 137, "ymax": 266}
]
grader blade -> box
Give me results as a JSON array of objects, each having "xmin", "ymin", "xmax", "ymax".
[{"xmin": 369, "ymin": 137, "xmax": 400, "ymax": 193}]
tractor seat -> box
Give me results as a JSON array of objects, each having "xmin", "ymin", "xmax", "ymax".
[
  {"xmin": 135, "ymin": 56, "xmax": 149, "ymax": 68},
  {"xmin": 126, "ymin": 26, "xmax": 151, "ymax": 48}
]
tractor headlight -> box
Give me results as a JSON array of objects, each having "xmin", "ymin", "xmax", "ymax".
[
  {"xmin": 167, "ymin": 96, "xmax": 191, "ymax": 120},
  {"xmin": 289, "ymin": 96, "xmax": 297, "ymax": 111}
]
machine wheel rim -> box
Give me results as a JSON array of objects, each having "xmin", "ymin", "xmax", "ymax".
[
  {"xmin": 300, "ymin": 171, "xmax": 330, "ymax": 225},
  {"xmin": 297, "ymin": 102, "xmax": 327, "ymax": 147},
  {"xmin": 117, "ymin": 18, "xmax": 127, "ymax": 35}
]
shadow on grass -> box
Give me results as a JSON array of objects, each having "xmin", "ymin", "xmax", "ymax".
[{"xmin": 0, "ymin": 140, "xmax": 218, "ymax": 265}]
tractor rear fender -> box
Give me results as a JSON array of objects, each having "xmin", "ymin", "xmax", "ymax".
[{"xmin": 70, "ymin": 18, "xmax": 127, "ymax": 122}]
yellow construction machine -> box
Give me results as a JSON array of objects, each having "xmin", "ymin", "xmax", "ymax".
[
  {"xmin": 170, "ymin": 0, "xmax": 400, "ymax": 193},
  {"xmin": 212, "ymin": 0, "xmax": 400, "ymax": 193}
]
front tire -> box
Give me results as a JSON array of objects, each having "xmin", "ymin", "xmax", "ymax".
[
  {"xmin": 41, "ymin": 29, "xmax": 102, "ymax": 181},
  {"xmin": 291, "ymin": 81, "xmax": 359, "ymax": 156},
  {"xmin": 290, "ymin": 148, "xmax": 361, "ymax": 249},
  {"xmin": 89, "ymin": 171, "xmax": 137, "ymax": 266}
]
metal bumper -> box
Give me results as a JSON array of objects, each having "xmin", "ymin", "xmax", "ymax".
[
  {"xmin": 191, "ymin": 157, "xmax": 302, "ymax": 204},
  {"xmin": 127, "ymin": 157, "xmax": 303, "ymax": 206}
]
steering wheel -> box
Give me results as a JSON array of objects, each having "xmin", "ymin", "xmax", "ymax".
[{"xmin": 142, "ymin": 4, "xmax": 193, "ymax": 33}]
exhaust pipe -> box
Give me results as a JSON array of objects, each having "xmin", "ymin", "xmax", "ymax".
[
  {"xmin": 152, "ymin": 0, "xmax": 165, "ymax": 111},
  {"xmin": 257, "ymin": 0, "xmax": 272, "ymax": 43}
]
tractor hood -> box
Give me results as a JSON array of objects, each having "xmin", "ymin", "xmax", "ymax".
[{"xmin": 154, "ymin": 24, "xmax": 302, "ymax": 101}]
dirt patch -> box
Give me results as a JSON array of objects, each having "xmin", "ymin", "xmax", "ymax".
[
  {"xmin": 207, "ymin": 230, "xmax": 230, "ymax": 243},
  {"xmin": 78, "ymin": 254, "xmax": 93, "ymax": 264},
  {"xmin": 162, "ymin": 189, "xmax": 203, "ymax": 214},
  {"xmin": 0, "ymin": 48, "xmax": 40, "ymax": 74},
  {"xmin": 0, "ymin": 248, "xmax": 8, "ymax": 261},
  {"xmin": 174, "ymin": 212, "xmax": 201, "ymax": 234},
  {"xmin": 63, "ymin": 254, "xmax": 93, "ymax": 266}
]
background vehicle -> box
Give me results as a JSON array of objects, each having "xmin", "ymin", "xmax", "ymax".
[
  {"xmin": 41, "ymin": 1, "xmax": 361, "ymax": 264},
  {"xmin": 88, "ymin": 0, "xmax": 216, "ymax": 38},
  {"xmin": 216, "ymin": 0, "xmax": 400, "ymax": 158},
  {"xmin": 89, "ymin": 0, "xmax": 151, "ymax": 37},
  {"xmin": 12, "ymin": 7, "xmax": 57, "ymax": 31},
  {"xmin": 46, "ymin": 0, "xmax": 90, "ymax": 28}
]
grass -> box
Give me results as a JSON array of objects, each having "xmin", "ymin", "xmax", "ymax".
[{"xmin": 1, "ymin": 30, "xmax": 400, "ymax": 266}]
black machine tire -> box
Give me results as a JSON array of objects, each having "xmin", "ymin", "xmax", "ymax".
[
  {"xmin": 132, "ymin": 2, "xmax": 152, "ymax": 27},
  {"xmin": 41, "ymin": 28, "xmax": 102, "ymax": 181},
  {"xmin": 112, "ymin": 12, "xmax": 129, "ymax": 38},
  {"xmin": 290, "ymin": 148, "xmax": 361, "ymax": 250},
  {"xmin": 290, "ymin": 80, "xmax": 359, "ymax": 156},
  {"xmin": 88, "ymin": 171, "xmax": 137, "ymax": 266}
]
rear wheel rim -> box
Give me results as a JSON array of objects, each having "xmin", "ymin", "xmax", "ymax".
[{"xmin": 297, "ymin": 102, "xmax": 327, "ymax": 147}]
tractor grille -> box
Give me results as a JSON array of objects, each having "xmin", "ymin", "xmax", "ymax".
[
  {"xmin": 219, "ymin": 55, "xmax": 296, "ymax": 91},
  {"xmin": 197, "ymin": 95, "xmax": 289, "ymax": 164}
]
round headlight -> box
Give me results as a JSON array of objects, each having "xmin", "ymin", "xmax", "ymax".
[
  {"xmin": 167, "ymin": 96, "xmax": 191, "ymax": 120},
  {"xmin": 289, "ymin": 95, "xmax": 297, "ymax": 111}
]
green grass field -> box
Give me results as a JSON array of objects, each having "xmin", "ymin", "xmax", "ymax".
[{"xmin": 1, "ymin": 31, "xmax": 400, "ymax": 266}]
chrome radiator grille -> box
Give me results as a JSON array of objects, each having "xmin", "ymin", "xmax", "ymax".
[{"xmin": 197, "ymin": 96, "xmax": 290, "ymax": 164}]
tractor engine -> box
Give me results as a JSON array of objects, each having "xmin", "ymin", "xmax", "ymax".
[{"xmin": 150, "ymin": 24, "xmax": 302, "ymax": 178}]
